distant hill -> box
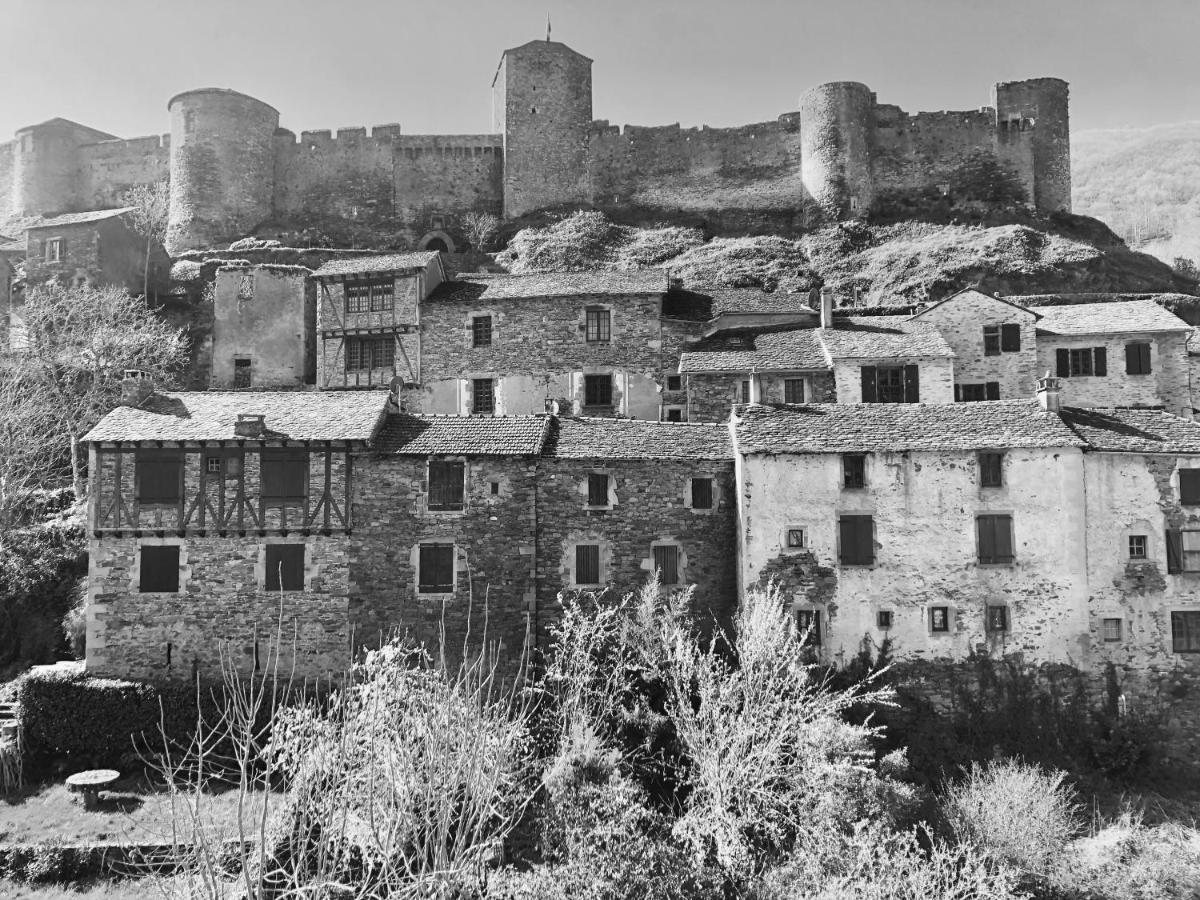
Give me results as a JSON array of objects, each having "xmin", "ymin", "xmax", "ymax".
[{"xmin": 1072, "ymin": 122, "xmax": 1200, "ymax": 265}]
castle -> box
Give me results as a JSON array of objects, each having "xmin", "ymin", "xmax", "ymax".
[{"xmin": 1, "ymin": 38, "xmax": 1070, "ymax": 254}]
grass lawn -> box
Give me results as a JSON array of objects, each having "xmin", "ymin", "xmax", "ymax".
[
  {"xmin": 0, "ymin": 876, "xmax": 168, "ymax": 899},
  {"xmin": 0, "ymin": 773, "xmax": 271, "ymax": 846}
]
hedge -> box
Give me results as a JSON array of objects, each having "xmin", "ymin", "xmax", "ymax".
[{"xmin": 0, "ymin": 839, "xmax": 250, "ymax": 883}]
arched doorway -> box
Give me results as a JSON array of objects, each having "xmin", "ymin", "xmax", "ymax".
[{"xmin": 418, "ymin": 230, "xmax": 455, "ymax": 254}]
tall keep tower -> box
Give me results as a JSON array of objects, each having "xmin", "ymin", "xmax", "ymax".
[
  {"xmin": 992, "ymin": 78, "xmax": 1071, "ymax": 214},
  {"xmin": 11, "ymin": 118, "xmax": 117, "ymax": 216},
  {"xmin": 799, "ymin": 82, "xmax": 875, "ymax": 222},
  {"xmin": 166, "ymin": 89, "xmax": 279, "ymax": 253},
  {"xmin": 493, "ymin": 39, "xmax": 592, "ymax": 218}
]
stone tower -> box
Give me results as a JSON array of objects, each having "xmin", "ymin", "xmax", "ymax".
[
  {"xmin": 799, "ymin": 82, "xmax": 876, "ymax": 222},
  {"xmin": 11, "ymin": 118, "xmax": 117, "ymax": 216},
  {"xmin": 992, "ymin": 78, "xmax": 1071, "ymax": 214},
  {"xmin": 166, "ymin": 89, "xmax": 279, "ymax": 253},
  {"xmin": 493, "ymin": 39, "xmax": 592, "ymax": 218}
]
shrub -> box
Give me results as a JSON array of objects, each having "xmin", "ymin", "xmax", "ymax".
[{"xmin": 1055, "ymin": 812, "xmax": 1200, "ymax": 900}]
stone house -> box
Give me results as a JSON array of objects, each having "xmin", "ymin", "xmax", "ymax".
[
  {"xmin": 23, "ymin": 207, "xmax": 169, "ymax": 296},
  {"xmin": 211, "ymin": 264, "xmax": 316, "ymax": 389}
]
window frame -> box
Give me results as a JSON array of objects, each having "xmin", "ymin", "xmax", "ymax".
[
  {"xmin": 575, "ymin": 543, "xmax": 601, "ymax": 586},
  {"xmin": 471, "ymin": 378, "xmax": 495, "ymax": 415},
  {"xmin": 690, "ymin": 477, "xmax": 714, "ymax": 510},
  {"xmin": 428, "ymin": 459, "xmax": 466, "ymax": 512},
  {"xmin": 1128, "ymin": 534, "xmax": 1148, "ymax": 560},
  {"xmin": 783, "ymin": 377, "xmax": 807, "ymax": 404},
  {"xmin": 345, "ymin": 277, "xmax": 394, "ymax": 314},
  {"xmin": 976, "ymin": 513, "xmax": 1015, "ymax": 565},
  {"xmin": 136, "ymin": 450, "xmax": 185, "ymax": 506},
  {"xmin": 986, "ymin": 605, "xmax": 1009, "ymax": 633},
  {"xmin": 1125, "ymin": 341, "xmax": 1152, "ymax": 375},
  {"xmin": 259, "ymin": 449, "xmax": 309, "ymax": 506},
  {"xmin": 418, "ymin": 543, "xmax": 456, "ymax": 594},
  {"xmin": 587, "ymin": 473, "xmax": 610, "ymax": 508},
  {"xmin": 796, "ymin": 608, "xmax": 822, "ymax": 647},
  {"xmin": 876, "ymin": 610, "xmax": 893, "ymax": 629},
  {"xmin": 842, "ymin": 453, "xmax": 867, "ymax": 490},
  {"xmin": 45, "ymin": 237, "xmax": 64, "ymax": 262},
  {"xmin": 983, "ymin": 325, "xmax": 1001, "ymax": 356},
  {"xmin": 786, "ymin": 527, "xmax": 807, "ymax": 550},
  {"xmin": 472, "ymin": 315, "xmax": 493, "ymax": 348},
  {"xmin": 585, "ymin": 307, "xmax": 612, "ymax": 343},
  {"xmin": 653, "ymin": 544, "xmax": 680, "ymax": 585},
  {"xmin": 929, "ymin": 606, "xmax": 951, "ymax": 633},
  {"xmin": 265, "ymin": 544, "xmax": 306, "ymax": 592},
  {"xmin": 1180, "ymin": 469, "xmax": 1200, "ymax": 506},
  {"xmin": 583, "ymin": 373, "xmax": 613, "ymax": 408},
  {"xmin": 666, "ymin": 375, "xmax": 683, "ymax": 392},
  {"xmin": 1171, "ymin": 610, "xmax": 1200, "ymax": 654},
  {"xmin": 838, "ymin": 514, "xmax": 875, "ymax": 566},
  {"xmin": 139, "ymin": 544, "xmax": 181, "ymax": 593},
  {"xmin": 1102, "ymin": 617, "xmax": 1123, "ymax": 643},
  {"xmin": 978, "ymin": 451, "xmax": 1004, "ymax": 488},
  {"xmin": 344, "ymin": 335, "xmax": 396, "ymax": 371}
]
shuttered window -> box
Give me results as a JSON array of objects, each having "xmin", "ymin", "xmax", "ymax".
[
  {"xmin": 1181, "ymin": 469, "xmax": 1200, "ymax": 505},
  {"xmin": 1056, "ymin": 347, "xmax": 1107, "ymax": 377},
  {"xmin": 958, "ymin": 382, "xmax": 1001, "ymax": 401},
  {"xmin": 575, "ymin": 544, "xmax": 601, "ymax": 585},
  {"xmin": 260, "ymin": 451, "xmax": 308, "ymax": 504},
  {"xmin": 691, "ymin": 478, "xmax": 713, "ymax": 509},
  {"xmin": 861, "ymin": 365, "xmax": 919, "ymax": 403},
  {"xmin": 428, "ymin": 461, "xmax": 465, "ymax": 511},
  {"xmin": 265, "ymin": 544, "xmax": 305, "ymax": 591},
  {"xmin": 1125, "ymin": 341, "xmax": 1152, "ymax": 375},
  {"xmin": 418, "ymin": 544, "xmax": 455, "ymax": 593},
  {"xmin": 1168, "ymin": 529, "xmax": 1200, "ymax": 573},
  {"xmin": 979, "ymin": 452, "xmax": 1004, "ymax": 488},
  {"xmin": 977, "ymin": 514, "xmax": 1015, "ymax": 564},
  {"xmin": 1171, "ymin": 611, "xmax": 1200, "ymax": 653},
  {"xmin": 139, "ymin": 545, "xmax": 180, "ymax": 593},
  {"xmin": 838, "ymin": 515, "xmax": 874, "ymax": 565},
  {"xmin": 136, "ymin": 451, "xmax": 184, "ymax": 505},
  {"xmin": 1000, "ymin": 324, "xmax": 1021, "ymax": 352},
  {"xmin": 588, "ymin": 473, "xmax": 609, "ymax": 507},
  {"xmin": 983, "ymin": 325, "xmax": 1001, "ymax": 356},
  {"xmin": 653, "ymin": 545, "xmax": 680, "ymax": 585}
]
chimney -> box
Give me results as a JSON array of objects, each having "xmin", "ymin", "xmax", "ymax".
[
  {"xmin": 819, "ymin": 287, "xmax": 834, "ymax": 329},
  {"xmin": 1036, "ymin": 371, "xmax": 1061, "ymax": 412},
  {"xmin": 235, "ymin": 413, "xmax": 266, "ymax": 437},
  {"xmin": 748, "ymin": 370, "xmax": 764, "ymax": 405},
  {"xmin": 120, "ymin": 369, "xmax": 154, "ymax": 407}
]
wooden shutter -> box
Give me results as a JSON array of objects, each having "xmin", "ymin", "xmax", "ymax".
[
  {"xmin": 1180, "ymin": 470, "xmax": 1200, "ymax": 505},
  {"xmin": 1093, "ymin": 346, "xmax": 1107, "ymax": 376},
  {"xmin": 977, "ymin": 515, "xmax": 1013, "ymax": 563},
  {"xmin": 576, "ymin": 545, "xmax": 600, "ymax": 585},
  {"xmin": 954, "ymin": 384, "xmax": 962, "ymax": 402},
  {"xmin": 1140, "ymin": 342, "xmax": 1152, "ymax": 373},
  {"xmin": 691, "ymin": 478, "xmax": 713, "ymax": 509},
  {"xmin": 653, "ymin": 545, "xmax": 680, "ymax": 584},
  {"xmin": 419, "ymin": 544, "xmax": 454, "ymax": 592},
  {"xmin": 266, "ymin": 544, "xmax": 305, "ymax": 591},
  {"xmin": 261, "ymin": 451, "xmax": 308, "ymax": 502},
  {"xmin": 1000, "ymin": 323, "xmax": 1021, "ymax": 351},
  {"xmin": 137, "ymin": 451, "xmax": 183, "ymax": 504},
  {"xmin": 903, "ymin": 365, "xmax": 920, "ymax": 402},
  {"xmin": 839, "ymin": 515, "xmax": 873, "ymax": 565},
  {"xmin": 1056, "ymin": 348, "xmax": 1070, "ymax": 377},
  {"xmin": 429, "ymin": 461, "xmax": 465, "ymax": 510},
  {"xmin": 139, "ymin": 545, "xmax": 180, "ymax": 592},
  {"xmin": 985, "ymin": 381, "xmax": 1000, "ymax": 400},
  {"xmin": 588, "ymin": 473, "xmax": 609, "ymax": 506},
  {"xmin": 1126, "ymin": 342, "xmax": 1151, "ymax": 375},
  {"xmin": 1167, "ymin": 529, "xmax": 1183, "ymax": 574},
  {"xmin": 860, "ymin": 366, "xmax": 877, "ymax": 403}
]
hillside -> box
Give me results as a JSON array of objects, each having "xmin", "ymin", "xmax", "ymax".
[
  {"xmin": 1072, "ymin": 122, "xmax": 1200, "ymax": 264},
  {"xmin": 496, "ymin": 211, "xmax": 1195, "ymax": 305}
]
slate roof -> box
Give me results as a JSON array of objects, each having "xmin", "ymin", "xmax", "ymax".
[
  {"xmin": 1059, "ymin": 407, "xmax": 1200, "ymax": 454},
  {"xmin": 430, "ymin": 270, "xmax": 666, "ymax": 302},
  {"xmin": 1028, "ymin": 300, "xmax": 1189, "ymax": 336},
  {"xmin": 544, "ymin": 417, "xmax": 733, "ymax": 460},
  {"xmin": 679, "ymin": 326, "xmax": 830, "ymax": 373},
  {"xmin": 912, "ymin": 287, "xmax": 1040, "ymax": 320},
  {"xmin": 819, "ymin": 316, "xmax": 954, "ymax": 359},
  {"xmin": 311, "ymin": 252, "xmax": 441, "ymax": 279},
  {"xmin": 82, "ymin": 391, "xmax": 390, "ymax": 443},
  {"xmin": 734, "ymin": 401, "xmax": 1084, "ymax": 454},
  {"xmin": 27, "ymin": 208, "xmax": 134, "ymax": 230},
  {"xmin": 661, "ymin": 288, "xmax": 818, "ymax": 322},
  {"xmin": 374, "ymin": 414, "xmax": 551, "ymax": 456}
]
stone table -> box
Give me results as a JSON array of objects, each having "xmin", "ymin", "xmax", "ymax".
[{"xmin": 66, "ymin": 769, "xmax": 120, "ymax": 811}]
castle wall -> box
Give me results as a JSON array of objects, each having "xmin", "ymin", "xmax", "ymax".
[
  {"xmin": 77, "ymin": 135, "xmax": 170, "ymax": 209},
  {"xmin": 870, "ymin": 108, "xmax": 1003, "ymax": 196},
  {"xmin": 0, "ymin": 141, "xmax": 13, "ymax": 220}
]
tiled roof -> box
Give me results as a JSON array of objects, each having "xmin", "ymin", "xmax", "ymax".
[
  {"xmin": 374, "ymin": 414, "xmax": 550, "ymax": 456},
  {"xmin": 679, "ymin": 325, "xmax": 830, "ymax": 373},
  {"xmin": 82, "ymin": 391, "xmax": 389, "ymax": 443},
  {"xmin": 1060, "ymin": 407, "xmax": 1200, "ymax": 454},
  {"xmin": 912, "ymin": 287, "xmax": 1040, "ymax": 320},
  {"xmin": 1028, "ymin": 300, "xmax": 1189, "ymax": 336},
  {"xmin": 819, "ymin": 316, "xmax": 954, "ymax": 359},
  {"xmin": 27, "ymin": 208, "xmax": 134, "ymax": 230},
  {"xmin": 312, "ymin": 252, "xmax": 441, "ymax": 278},
  {"xmin": 661, "ymin": 288, "xmax": 818, "ymax": 321},
  {"xmin": 735, "ymin": 401, "xmax": 1084, "ymax": 454},
  {"xmin": 430, "ymin": 270, "xmax": 666, "ymax": 301},
  {"xmin": 544, "ymin": 417, "xmax": 733, "ymax": 460}
]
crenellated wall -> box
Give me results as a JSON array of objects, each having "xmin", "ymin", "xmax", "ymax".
[{"xmin": 77, "ymin": 134, "xmax": 170, "ymax": 210}]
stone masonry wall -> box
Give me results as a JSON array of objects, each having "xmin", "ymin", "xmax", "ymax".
[
  {"xmin": 212, "ymin": 265, "xmax": 315, "ymax": 389},
  {"xmin": 317, "ymin": 273, "xmax": 422, "ymax": 390},
  {"xmin": 833, "ymin": 356, "xmax": 955, "ymax": 404},
  {"xmin": 77, "ymin": 135, "xmax": 170, "ymax": 210},
  {"xmin": 687, "ymin": 371, "xmax": 838, "ymax": 423}
]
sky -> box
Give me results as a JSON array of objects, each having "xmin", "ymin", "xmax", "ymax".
[{"xmin": 2, "ymin": 0, "xmax": 1197, "ymax": 142}]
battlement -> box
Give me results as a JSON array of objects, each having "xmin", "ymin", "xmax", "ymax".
[{"xmin": 79, "ymin": 133, "xmax": 171, "ymax": 153}]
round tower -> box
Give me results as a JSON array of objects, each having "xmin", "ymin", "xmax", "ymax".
[
  {"xmin": 11, "ymin": 119, "xmax": 116, "ymax": 216},
  {"xmin": 799, "ymin": 82, "xmax": 875, "ymax": 222},
  {"xmin": 493, "ymin": 39, "xmax": 592, "ymax": 218},
  {"xmin": 166, "ymin": 89, "xmax": 279, "ymax": 253},
  {"xmin": 992, "ymin": 78, "xmax": 1070, "ymax": 214}
]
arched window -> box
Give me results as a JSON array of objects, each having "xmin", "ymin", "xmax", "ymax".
[{"xmin": 425, "ymin": 237, "xmax": 448, "ymax": 253}]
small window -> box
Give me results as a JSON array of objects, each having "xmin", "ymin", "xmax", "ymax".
[
  {"xmin": 930, "ymin": 606, "xmax": 950, "ymax": 633},
  {"xmin": 260, "ymin": 450, "xmax": 308, "ymax": 505},
  {"xmin": 1171, "ymin": 610, "xmax": 1200, "ymax": 653},
  {"xmin": 839, "ymin": 515, "xmax": 874, "ymax": 566},
  {"xmin": 666, "ymin": 375, "xmax": 683, "ymax": 392},
  {"xmin": 740, "ymin": 380, "xmax": 751, "ymax": 404},
  {"xmin": 428, "ymin": 460, "xmax": 465, "ymax": 511},
  {"xmin": 233, "ymin": 358, "xmax": 252, "ymax": 388},
  {"xmin": 986, "ymin": 605, "xmax": 1009, "ymax": 632},
  {"xmin": 585, "ymin": 308, "xmax": 611, "ymax": 343},
  {"xmin": 876, "ymin": 366, "xmax": 906, "ymax": 403},
  {"xmin": 979, "ymin": 452, "xmax": 1004, "ymax": 488},
  {"xmin": 665, "ymin": 407, "xmax": 683, "ymax": 422},
  {"xmin": 784, "ymin": 378, "xmax": 806, "ymax": 404},
  {"xmin": 137, "ymin": 451, "xmax": 184, "ymax": 505},
  {"xmin": 206, "ymin": 456, "xmax": 223, "ymax": 475},
  {"xmin": 1180, "ymin": 469, "xmax": 1200, "ymax": 505},
  {"xmin": 45, "ymin": 237, "xmax": 64, "ymax": 262},
  {"xmin": 587, "ymin": 473, "xmax": 609, "ymax": 507},
  {"xmin": 977, "ymin": 514, "xmax": 1015, "ymax": 564},
  {"xmin": 1000, "ymin": 324, "xmax": 1021, "ymax": 352},
  {"xmin": 1129, "ymin": 535, "xmax": 1148, "ymax": 560},
  {"xmin": 584, "ymin": 374, "xmax": 613, "ymax": 407},
  {"xmin": 653, "ymin": 545, "xmax": 680, "ymax": 585},
  {"xmin": 418, "ymin": 543, "xmax": 455, "ymax": 593},
  {"xmin": 797, "ymin": 609, "xmax": 821, "ymax": 646},
  {"xmin": 877, "ymin": 610, "xmax": 893, "ymax": 629},
  {"xmin": 472, "ymin": 316, "xmax": 493, "ymax": 347},
  {"xmin": 139, "ymin": 545, "xmax": 180, "ymax": 593},
  {"xmin": 983, "ymin": 325, "xmax": 1001, "ymax": 356},
  {"xmin": 786, "ymin": 527, "xmax": 806, "ymax": 549},
  {"xmin": 265, "ymin": 544, "xmax": 305, "ymax": 591},
  {"xmin": 959, "ymin": 383, "xmax": 986, "ymax": 402},
  {"xmin": 1102, "ymin": 617, "xmax": 1123, "ymax": 642},
  {"xmin": 472, "ymin": 378, "xmax": 495, "ymax": 415},
  {"xmin": 575, "ymin": 544, "xmax": 601, "ymax": 585},
  {"xmin": 691, "ymin": 477, "xmax": 713, "ymax": 509},
  {"xmin": 1125, "ymin": 341, "xmax": 1151, "ymax": 375},
  {"xmin": 490, "ymin": 481, "xmax": 500, "ymax": 496},
  {"xmin": 843, "ymin": 454, "xmax": 866, "ymax": 490}
]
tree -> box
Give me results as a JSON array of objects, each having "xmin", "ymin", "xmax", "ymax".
[
  {"xmin": 122, "ymin": 180, "xmax": 170, "ymax": 298},
  {"xmin": 1172, "ymin": 256, "xmax": 1199, "ymax": 281},
  {"xmin": 463, "ymin": 211, "xmax": 501, "ymax": 253},
  {"xmin": 12, "ymin": 282, "xmax": 188, "ymax": 500}
]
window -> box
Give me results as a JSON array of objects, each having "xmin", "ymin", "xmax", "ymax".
[
  {"xmin": 665, "ymin": 407, "xmax": 683, "ymax": 422},
  {"xmin": 1103, "ymin": 618, "xmax": 1123, "ymax": 642},
  {"xmin": 1000, "ymin": 324, "xmax": 1021, "ymax": 352},
  {"xmin": 1171, "ymin": 611, "xmax": 1200, "ymax": 653},
  {"xmin": 1167, "ymin": 529, "xmax": 1200, "ymax": 573},
  {"xmin": 786, "ymin": 527, "xmax": 806, "ymax": 549},
  {"xmin": 784, "ymin": 378, "xmax": 806, "ymax": 404},
  {"xmin": 957, "ymin": 382, "xmax": 1000, "ymax": 402},
  {"xmin": 740, "ymin": 380, "xmax": 751, "ymax": 404},
  {"xmin": 575, "ymin": 544, "xmax": 601, "ymax": 585},
  {"xmin": 1125, "ymin": 342, "xmax": 1151, "ymax": 375},
  {"xmin": 838, "ymin": 515, "xmax": 874, "ymax": 566},
  {"xmin": 418, "ymin": 544, "xmax": 455, "ymax": 593},
  {"xmin": 137, "ymin": 451, "xmax": 184, "ymax": 505},
  {"xmin": 861, "ymin": 365, "xmax": 919, "ymax": 403},
  {"xmin": 234, "ymin": 358, "xmax": 252, "ymax": 388},
  {"xmin": 472, "ymin": 316, "xmax": 493, "ymax": 347},
  {"xmin": 206, "ymin": 456, "xmax": 223, "ymax": 475},
  {"xmin": 930, "ymin": 606, "xmax": 950, "ymax": 633},
  {"xmin": 1055, "ymin": 347, "xmax": 1107, "ymax": 378},
  {"xmin": 666, "ymin": 375, "xmax": 683, "ymax": 392},
  {"xmin": 653, "ymin": 545, "xmax": 680, "ymax": 585},
  {"xmin": 345, "ymin": 278, "xmax": 393, "ymax": 313},
  {"xmin": 1129, "ymin": 535, "xmax": 1148, "ymax": 560},
  {"xmin": 203, "ymin": 451, "xmax": 241, "ymax": 479},
  {"xmin": 588, "ymin": 473, "xmax": 610, "ymax": 507},
  {"xmin": 797, "ymin": 609, "xmax": 821, "ymax": 646},
  {"xmin": 977, "ymin": 514, "xmax": 1015, "ymax": 564},
  {"xmin": 265, "ymin": 544, "xmax": 305, "ymax": 591},
  {"xmin": 979, "ymin": 452, "xmax": 1004, "ymax": 488},
  {"xmin": 345, "ymin": 336, "xmax": 395, "ymax": 370},
  {"xmin": 260, "ymin": 450, "xmax": 308, "ymax": 504},
  {"xmin": 585, "ymin": 308, "xmax": 611, "ymax": 342},
  {"xmin": 983, "ymin": 325, "xmax": 1001, "ymax": 356},
  {"xmin": 842, "ymin": 453, "xmax": 866, "ymax": 489},
  {"xmin": 428, "ymin": 460, "xmax": 465, "ymax": 511},
  {"xmin": 139, "ymin": 545, "xmax": 180, "ymax": 593},
  {"xmin": 584, "ymin": 374, "xmax": 613, "ymax": 407},
  {"xmin": 1180, "ymin": 469, "xmax": 1200, "ymax": 505},
  {"xmin": 490, "ymin": 481, "xmax": 500, "ymax": 495},
  {"xmin": 986, "ymin": 605, "xmax": 1009, "ymax": 632},
  {"xmin": 472, "ymin": 378, "xmax": 495, "ymax": 415},
  {"xmin": 877, "ymin": 610, "xmax": 893, "ymax": 629},
  {"xmin": 45, "ymin": 238, "xmax": 64, "ymax": 262},
  {"xmin": 691, "ymin": 477, "xmax": 713, "ymax": 510}
]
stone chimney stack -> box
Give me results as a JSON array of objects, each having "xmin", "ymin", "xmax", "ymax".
[
  {"xmin": 819, "ymin": 287, "xmax": 834, "ymax": 329},
  {"xmin": 119, "ymin": 370, "xmax": 154, "ymax": 407},
  {"xmin": 748, "ymin": 370, "xmax": 764, "ymax": 405},
  {"xmin": 1036, "ymin": 371, "xmax": 1061, "ymax": 412},
  {"xmin": 234, "ymin": 413, "xmax": 267, "ymax": 438}
]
